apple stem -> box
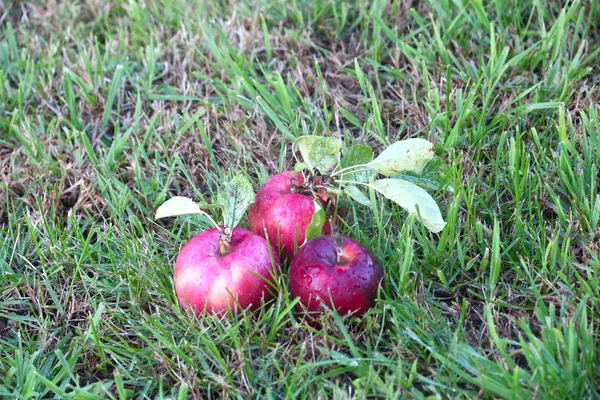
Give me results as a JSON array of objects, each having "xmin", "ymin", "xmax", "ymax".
[
  {"xmin": 335, "ymin": 246, "xmax": 344, "ymax": 264},
  {"xmin": 331, "ymin": 223, "xmax": 345, "ymax": 265},
  {"xmin": 218, "ymin": 239, "xmax": 228, "ymax": 256},
  {"xmin": 218, "ymin": 227, "xmax": 232, "ymax": 256}
]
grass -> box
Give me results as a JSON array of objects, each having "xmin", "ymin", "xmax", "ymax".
[{"xmin": 1, "ymin": 0, "xmax": 599, "ymax": 398}]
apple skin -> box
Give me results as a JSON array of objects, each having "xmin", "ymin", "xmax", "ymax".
[
  {"xmin": 289, "ymin": 235, "xmax": 383, "ymax": 318},
  {"xmin": 174, "ymin": 227, "xmax": 280, "ymax": 316},
  {"xmin": 248, "ymin": 171, "xmax": 331, "ymax": 260}
]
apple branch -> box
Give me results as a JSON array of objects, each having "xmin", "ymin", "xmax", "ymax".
[{"xmin": 155, "ymin": 196, "xmax": 221, "ymax": 229}]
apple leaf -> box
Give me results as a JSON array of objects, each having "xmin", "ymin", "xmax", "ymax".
[
  {"xmin": 367, "ymin": 138, "xmax": 434, "ymax": 176},
  {"xmin": 370, "ymin": 178, "xmax": 446, "ymax": 233},
  {"xmin": 215, "ymin": 173, "xmax": 256, "ymax": 230},
  {"xmin": 341, "ymin": 144, "xmax": 373, "ymax": 169},
  {"xmin": 340, "ymin": 144, "xmax": 375, "ymax": 183},
  {"xmin": 325, "ymin": 186, "xmax": 343, "ymax": 195},
  {"xmin": 155, "ymin": 196, "xmax": 203, "ymax": 219},
  {"xmin": 294, "ymin": 162, "xmax": 310, "ymax": 171},
  {"xmin": 294, "ymin": 135, "xmax": 343, "ymax": 174},
  {"xmin": 343, "ymin": 185, "xmax": 371, "ymax": 205},
  {"xmin": 304, "ymin": 199, "xmax": 326, "ymax": 243},
  {"xmin": 195, "ymin": 202, "xmax": 222, "ymax": 210},
  {"xmin": 394, "ymin": 159, "xmax": 454, "ymax": 193}
]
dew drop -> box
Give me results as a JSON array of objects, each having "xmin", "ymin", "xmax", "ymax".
[{"xmin": 353, "ymin": 283, "xmax": 360, "ymax": 289}]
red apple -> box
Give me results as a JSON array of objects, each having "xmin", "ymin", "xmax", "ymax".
[
  {"xmin": 289, "ymin": 235, "xmax": 383, "ymax": 318},
  {"xmin": 249, "ymin": 171, "xmax": 331, "ymax": 260},
  {"xmin": 174, "ymin": 227, "xmax": 280, "ymax": 316}
]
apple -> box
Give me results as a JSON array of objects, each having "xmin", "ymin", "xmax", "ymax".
[
  {"xmin": 174, "ymin": 227, "xmax": 280, "ymax": 316},
  {"xmin": 288, "ymin": 234, "xmax": 383, "ymax": 319},
  {"xmin": 249, "ymin": 171, "xmax": 332, "ymax": 260}
]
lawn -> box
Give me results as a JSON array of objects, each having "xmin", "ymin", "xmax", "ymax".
[{"xmin": 1, "ymin": 0, "xmax": 599, "ymax": 398}]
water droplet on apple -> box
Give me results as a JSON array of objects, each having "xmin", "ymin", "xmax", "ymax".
[
  {"xmin": 353, "ymin": 283, "xmax": 360, "ymax": 289},
  {"xmin": 330, "ymin": 289, "xmax": 336, "ymax": 295}
]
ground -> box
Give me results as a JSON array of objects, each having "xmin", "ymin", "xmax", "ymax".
[{"xmin": 1, "ymin": 0, "xmax": 599, "ymax": 398}]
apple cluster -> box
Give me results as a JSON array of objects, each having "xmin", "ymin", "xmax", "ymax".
[
  {"xmin": 170, "ymin": 170, "xmax": 382, "ymax": 321},
  {"xmin": 157, "ymin": 136, "xmax": 447, "ymax": 323}
]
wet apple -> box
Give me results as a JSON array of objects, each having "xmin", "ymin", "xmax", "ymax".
[
  {"xmin": 249, "ymin": 171, "xmax": 331, "ymax": 259},
  {"xmin": 288, "ymin": 235, "xmax": 383, "ymax": 318},
  {"xmin": 174, "ymin": 227, "xmax": 280, "ymax": 316}
]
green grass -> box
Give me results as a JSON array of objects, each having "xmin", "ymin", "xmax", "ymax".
[{"xmin": 1, "ymin": 0, "xmax": 599, "ymax": 398}]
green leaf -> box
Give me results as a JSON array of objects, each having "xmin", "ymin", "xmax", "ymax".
[
  {"xmin": 343, "ymin": 185, "xmax": 371, "ymax": 205},
  {"xmin": 294, "ymin": 135, "xmax": 343, "ymax": 174},
  {"xmin": 367, "ymin": 138, "xmax": 434, "ymax": 176},
  {"xmin": 215, "ymin": 173, "xmax": 256, "ymax": 230},
  {"xmin": 370, "ymin": 178, "xmax": 446, "ymax": 233},
  {"xmin": 341, "ymin": 144, "xmax": 374, "ymax": 169},
  {"xmin": 304, "ymin": 199, "xmax": 326, "ymax": 242},
  {"xmin": 393, "ymin": 174, "xmax": 452, "ymax": 193},
  {"xmin": 394, "ymin": 159, "xmax": 454, "ymax": 193},
  {"xmin": 325, "ymin": 186, "xmax": 343, "ymax": 195},
  {"xmin": 294, "ymin": 162, "xmax": 310, "ymax": 171},
  {"xmin": 155, "ymin": 196, "xmax": 202, "ymax": 219},
  {"xmin": 340, "ymin": 144, "xmax": 375, "ymax": 183},
  {"xmin": 195, "ymin": 202, "xmax": 222, "ymax": 210}
]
